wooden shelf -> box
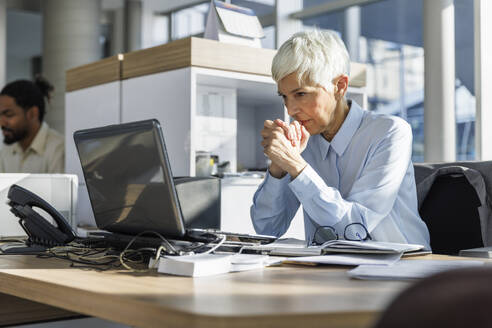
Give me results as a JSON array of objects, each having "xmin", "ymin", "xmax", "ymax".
[
  {"xmin": 66, "ymin": 37, "xmax": 366, "ymax": 91},
  {"xmin": 122, "ymin": 37, "xmax": 276, "ymax": 80},
  {"xmin": 66, "ymin": 55, "xmax": 122, "ymax": 92}
]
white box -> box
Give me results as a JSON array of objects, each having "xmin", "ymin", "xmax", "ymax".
[
  {"xmin": 0, "ymin": 174, "xmax": 78, "ymax": 237},
  {"xmin": 204, "ymin": 0, "xmax": 265, "ymax": 48}
]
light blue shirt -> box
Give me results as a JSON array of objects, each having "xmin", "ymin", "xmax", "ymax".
[{"xmin": 251, "ymin": 100, "xmax": 431, "ymax": 250}]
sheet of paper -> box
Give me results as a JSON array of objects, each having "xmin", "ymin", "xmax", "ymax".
[
  {"xmin": 229, "ymin": 254, "xmax": 284, "ymax": 272},
  {"xmin": 348, "ymin": 259, "xmax": 484, "ymax": 280},
  {"xmin": 285, "ymin": 252, "xmax": 402, "ymax": 266}
]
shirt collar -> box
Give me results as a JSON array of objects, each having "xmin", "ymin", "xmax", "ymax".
[
  {"xmin": 27, "ymin": 122, "xmax": 50, "ymax": 155},
  {"xmin": 316, "ymin": 100, "xmax": 365, "ymax": 159}
]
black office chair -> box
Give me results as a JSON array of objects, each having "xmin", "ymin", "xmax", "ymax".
[
  {"xmin": 418, "ymin": 172, "xmax": 483, "ymax": 255},
  {"xmin": 373, "ymin": 267, "xmax": 492, "ymax": 328}
]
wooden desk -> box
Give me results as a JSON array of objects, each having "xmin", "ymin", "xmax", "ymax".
[{"xmin": 0, "ymin": 254, "xmax": 446, "ymax": 328}]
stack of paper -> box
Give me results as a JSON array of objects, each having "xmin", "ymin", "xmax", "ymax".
[{"xmin": 241, "ymin": 238, "xmax": 425, "ymax": 257}]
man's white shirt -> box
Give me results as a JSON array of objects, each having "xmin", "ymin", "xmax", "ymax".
[{"xmin": 0, "ymin": 122, "xmax": 64, "ymax": 173}]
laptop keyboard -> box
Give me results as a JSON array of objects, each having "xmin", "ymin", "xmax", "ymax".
[{"xmin": 187, "ymin": 229, "xmax": 276, "ymax": 244}]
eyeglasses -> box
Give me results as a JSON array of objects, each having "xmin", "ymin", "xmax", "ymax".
[{"xmin": 311, "ymin": 223, "xmax": 372, "ymax": 245}]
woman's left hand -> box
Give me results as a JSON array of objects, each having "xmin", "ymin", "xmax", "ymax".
[{"xmin": 261, "ymin": 119, "xmax": 308, "ymax": 179}]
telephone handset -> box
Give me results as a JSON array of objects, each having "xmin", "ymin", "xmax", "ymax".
[{"xmin": 7, "ymin": 184, "xmax": 75, "ymax": 249}]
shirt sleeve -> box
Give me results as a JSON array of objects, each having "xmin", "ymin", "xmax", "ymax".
[
  {"xmin": 250, "ymin": 170, "xmax": 301, "ymax": 237},
  {"xmin": 289, "ymin": 120, "xmax": 413, "ymax": 234}
]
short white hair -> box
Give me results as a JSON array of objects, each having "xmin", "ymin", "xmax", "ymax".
[{"xmin": 272, "ymin": 29, "xmax": 350, "ymax": 90}]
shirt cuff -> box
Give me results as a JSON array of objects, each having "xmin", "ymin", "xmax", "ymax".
[
  {"xmin": 288, "ymin": 164, "xmax": 328, "ymax": 201},
  {"xmin": 261, "ymin": 170, "xmax": 291, "ymax": 197},
  {"xmin": 252, "ymin": 170, "xmax": 292, "ymax": 217}
]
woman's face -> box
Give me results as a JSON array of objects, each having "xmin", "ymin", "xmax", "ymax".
[{"xmin": 277, "ymin": 72, "xmax": 338, "ymax": 136}]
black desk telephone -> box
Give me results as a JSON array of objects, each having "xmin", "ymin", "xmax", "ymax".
[{"xmin": 5, "ymin": 184, "xmax": 75, "ymax": 252}]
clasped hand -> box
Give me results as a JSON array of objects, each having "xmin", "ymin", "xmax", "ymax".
[{"xmin": 261, "ymin": 119, "xmax": 310, "ymax": 179}]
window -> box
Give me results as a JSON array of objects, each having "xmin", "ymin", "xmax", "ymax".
[
  {"xmin": 302, "ymin": 0, "xmax": 426, "ymax": 162},
  {"xmin": 172, "ymin": 3, "xmax": 209, "ymax": 40},
  {"xmin": 454, "ymin": 0, "xmax": 475, "ymax": 160}
]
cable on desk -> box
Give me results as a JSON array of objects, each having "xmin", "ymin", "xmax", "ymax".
[
  {"xmin": 200, "ymin": 234, "xmax": 227, "ymax": 254},
  {"xmin": 32, "ymin": 231, "xmax": 230, "ymax": 272},
  {"xmin": 39, "ymin": 245, "xmax": 123, "ymax": 271},
  {"xmin": 118, "ymin": 231, "xmax": 180, "ymax": 272}
]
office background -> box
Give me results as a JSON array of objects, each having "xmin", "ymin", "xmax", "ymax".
[
  {"xmin": 0, "ymin": 0, "xmax": 490, "ymax": 165},
  {"xmin": 0, "ymin": 1, "xmax": 490, "ymax": 328}
]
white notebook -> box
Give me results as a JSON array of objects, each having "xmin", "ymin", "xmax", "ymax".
[
  {"xmin": 459, "ymin": 246, "xmax": 492, "ymax": 259},
  {"xmin": 157, "ymin": 254, "xmax": 232, "ymax": 277}
]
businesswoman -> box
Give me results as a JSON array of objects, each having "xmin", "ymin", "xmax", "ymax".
[{"xmin": 250, "ymin": 30, "xmax": 430, "ymax": 249}]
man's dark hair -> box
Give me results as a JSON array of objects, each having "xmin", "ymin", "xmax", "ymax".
[{"xmin": 0, "ymin": 76, "xmax": 54, "ymax": 122}]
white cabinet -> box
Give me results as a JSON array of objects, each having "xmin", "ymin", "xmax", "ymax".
[
  {"xmin": 221, "ymin": 177, "xmax": 305, "ymax": 239},
  {"xmin": 65, "ymin": 81, "xmax": 121, "ymax": 182},
  {"xmin": 121, "ymin": 68, "xmax": 193, "ymax": 176},
  {"xmin": 65, "ymin": 81, "xmax": 121, "ymax": 226},
  {"xmin": 121, "ymin": 67, "xmax": 285, "ymax": 176}
]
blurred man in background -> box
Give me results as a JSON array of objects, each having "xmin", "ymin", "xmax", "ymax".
[{"xmin": 0, "ymin": 76, "xmax": 64, "ymax": 173}]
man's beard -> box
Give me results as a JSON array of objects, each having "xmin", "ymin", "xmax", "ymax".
[{"xmin": 2, "ymin": 126, "xmax": 28, "ymax": 145}]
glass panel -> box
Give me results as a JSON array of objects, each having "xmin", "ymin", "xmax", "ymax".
[
  {"xmin": 455, "ymin": 0, "xmax": 475, "ymax": 160},
  {"xmin": 261, "ymin": 25, "xmax": 276, "ymax": 49},
  {"xmin": 302, "ymin": 0, "xmax": 476, "ymax": 161},
  {"xmin": 233, "ymin": 0, "xmax": 275, "ymax": 15},
  {"xmin": 172, "ymin": 3, "xmax": 209, "ymax": 40},
  {"xmin": 302, "ymin": 0, "xmax": 426, "ymax": 162},
  {"xmin": 151, "ymin": 14, "xmax": 169, "ymax": 46}
]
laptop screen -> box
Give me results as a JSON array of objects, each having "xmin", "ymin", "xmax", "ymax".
[{"xmin": 73, "ymin": 119, "xmax": 186, "ymax": 238}]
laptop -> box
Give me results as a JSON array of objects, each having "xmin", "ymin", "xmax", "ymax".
[{"xmin": 73, "ymin": 119, "xmax": 275, "ymax": 246}]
